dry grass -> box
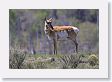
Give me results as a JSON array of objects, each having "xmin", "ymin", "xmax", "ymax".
[{"xmin": 9, "ymin": 49, "xmax": 99, "ymax": 69}]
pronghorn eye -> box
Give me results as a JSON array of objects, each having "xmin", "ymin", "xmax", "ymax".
[{"xmin": 47, "ymin": 22, "xmax": 51, "ymax": 24}]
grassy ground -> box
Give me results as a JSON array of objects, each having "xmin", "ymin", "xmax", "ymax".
[{"xmin": 9, "ymin": 49, "xmax": 99, "ymax": 69}]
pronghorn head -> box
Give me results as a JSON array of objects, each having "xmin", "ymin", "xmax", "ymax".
[
  {"xmin": 44, "ymin": 18, "xmax": 54, "ymax": 34},
  {"xmin": 44, "ymin": 17, "xmax": 53, "ymax": 25}
]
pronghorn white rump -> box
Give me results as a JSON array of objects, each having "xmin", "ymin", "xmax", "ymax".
[
  {"xmin": 44, "ymin": 18, "xmax": 79, "ymax": 54},
  {"xmin": 71, "ymin": 26, "xmax": 79, "ymax": 34}
]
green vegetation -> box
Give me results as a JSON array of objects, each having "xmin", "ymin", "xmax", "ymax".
[
  {"xmin": 9, "ymin": 48, "xmax": 98, "ymax": 69},
  {"xmin": 88, "ymin": 54, "xmax": 98, "ymax": 66},
  {"xmin": 9, "ymin": 48, "xmax": 26, "ymax": 69}
]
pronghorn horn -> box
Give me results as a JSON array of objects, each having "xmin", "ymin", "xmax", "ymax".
[
  {"xmin": 49, "ymin": 18, "xmax": 53, "ymax": 21},
  {"xmin": 44, "ymin": 17, "xmax": 47, "ymax": 21}
]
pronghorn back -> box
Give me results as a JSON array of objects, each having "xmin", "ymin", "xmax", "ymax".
[{"xmin": 53, "ymin": 26, "xmax": 79, "ymax": 34}]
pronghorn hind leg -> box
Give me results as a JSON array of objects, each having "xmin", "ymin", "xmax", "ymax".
[
  {"xmin": 74, "ymin": 39, "xmax": 78, "ymax": 53},
  {"xmin": 67, "ymin": 37, "xmax": 78, "ymax": 53},
  {"xmin": 66, "ymin": 31, "xmax": 78, "ymax": 53},
  {"xmin": 53, "ymin": 40, "xmax": 55, "ymax": 54},
  {"xmin": 55, "ymin": 40, "xmax": 57, "ymax": 54},
  {"xmin": 72, "ymin": 39, "xmax": 78, "ymax": 53},
  {"xmin": 66, "ymin": 30, "xmax": 71, "ymax": 38}
]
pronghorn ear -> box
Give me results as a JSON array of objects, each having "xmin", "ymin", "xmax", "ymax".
[{"xmin": 44, "ymin": 17, "xmax": 47, "ymax": 21}]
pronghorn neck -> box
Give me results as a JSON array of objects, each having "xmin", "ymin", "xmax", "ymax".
[
  {"xmin": 44, "ymin": 21, "xmax": 55, "ymax": 35},
  {"xmin": 44, "ymin": 21, "xmax": 48, "ymax": 30},
  {"xmin": 47, "ymin": 22, "xmax": 54, "ymax": 30}
]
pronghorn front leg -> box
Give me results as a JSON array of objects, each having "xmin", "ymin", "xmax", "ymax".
[{"xmin": 53, "ymin": 38, "xmax": 57, "ymax": 54}]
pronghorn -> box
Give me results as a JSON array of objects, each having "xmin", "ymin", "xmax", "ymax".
[{"xmin": 44, "ymin": 18, "xmax": 79, "ymax": 54}]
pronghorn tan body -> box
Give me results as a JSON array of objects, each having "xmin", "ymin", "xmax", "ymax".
[
  {"xmin": 44, "ymin": 18, "xmax": 79, "ymax": 54},
  {"xmin": 52, "ymin": 26, "xmax": 77, "ymax": 31}
]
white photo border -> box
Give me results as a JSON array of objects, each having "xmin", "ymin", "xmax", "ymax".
[{"xmin": 0, "ymin": 0, "xmax": 108, "ymax": 78}]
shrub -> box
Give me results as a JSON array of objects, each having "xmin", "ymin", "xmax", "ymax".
[
  {"xmin": 59, "ymin": 55, "xmax": 81, "ymax": 69},
  {"xmin": 9, "ymin": 49, "xmax": 26, "ymax": 69},
  {"xmin": 23, "ymin": 61, "xmax": 47, "ymax": 69},
  {"xmin": 88, "ymin": 54, "xmax": 98, "ymax": 66}
]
